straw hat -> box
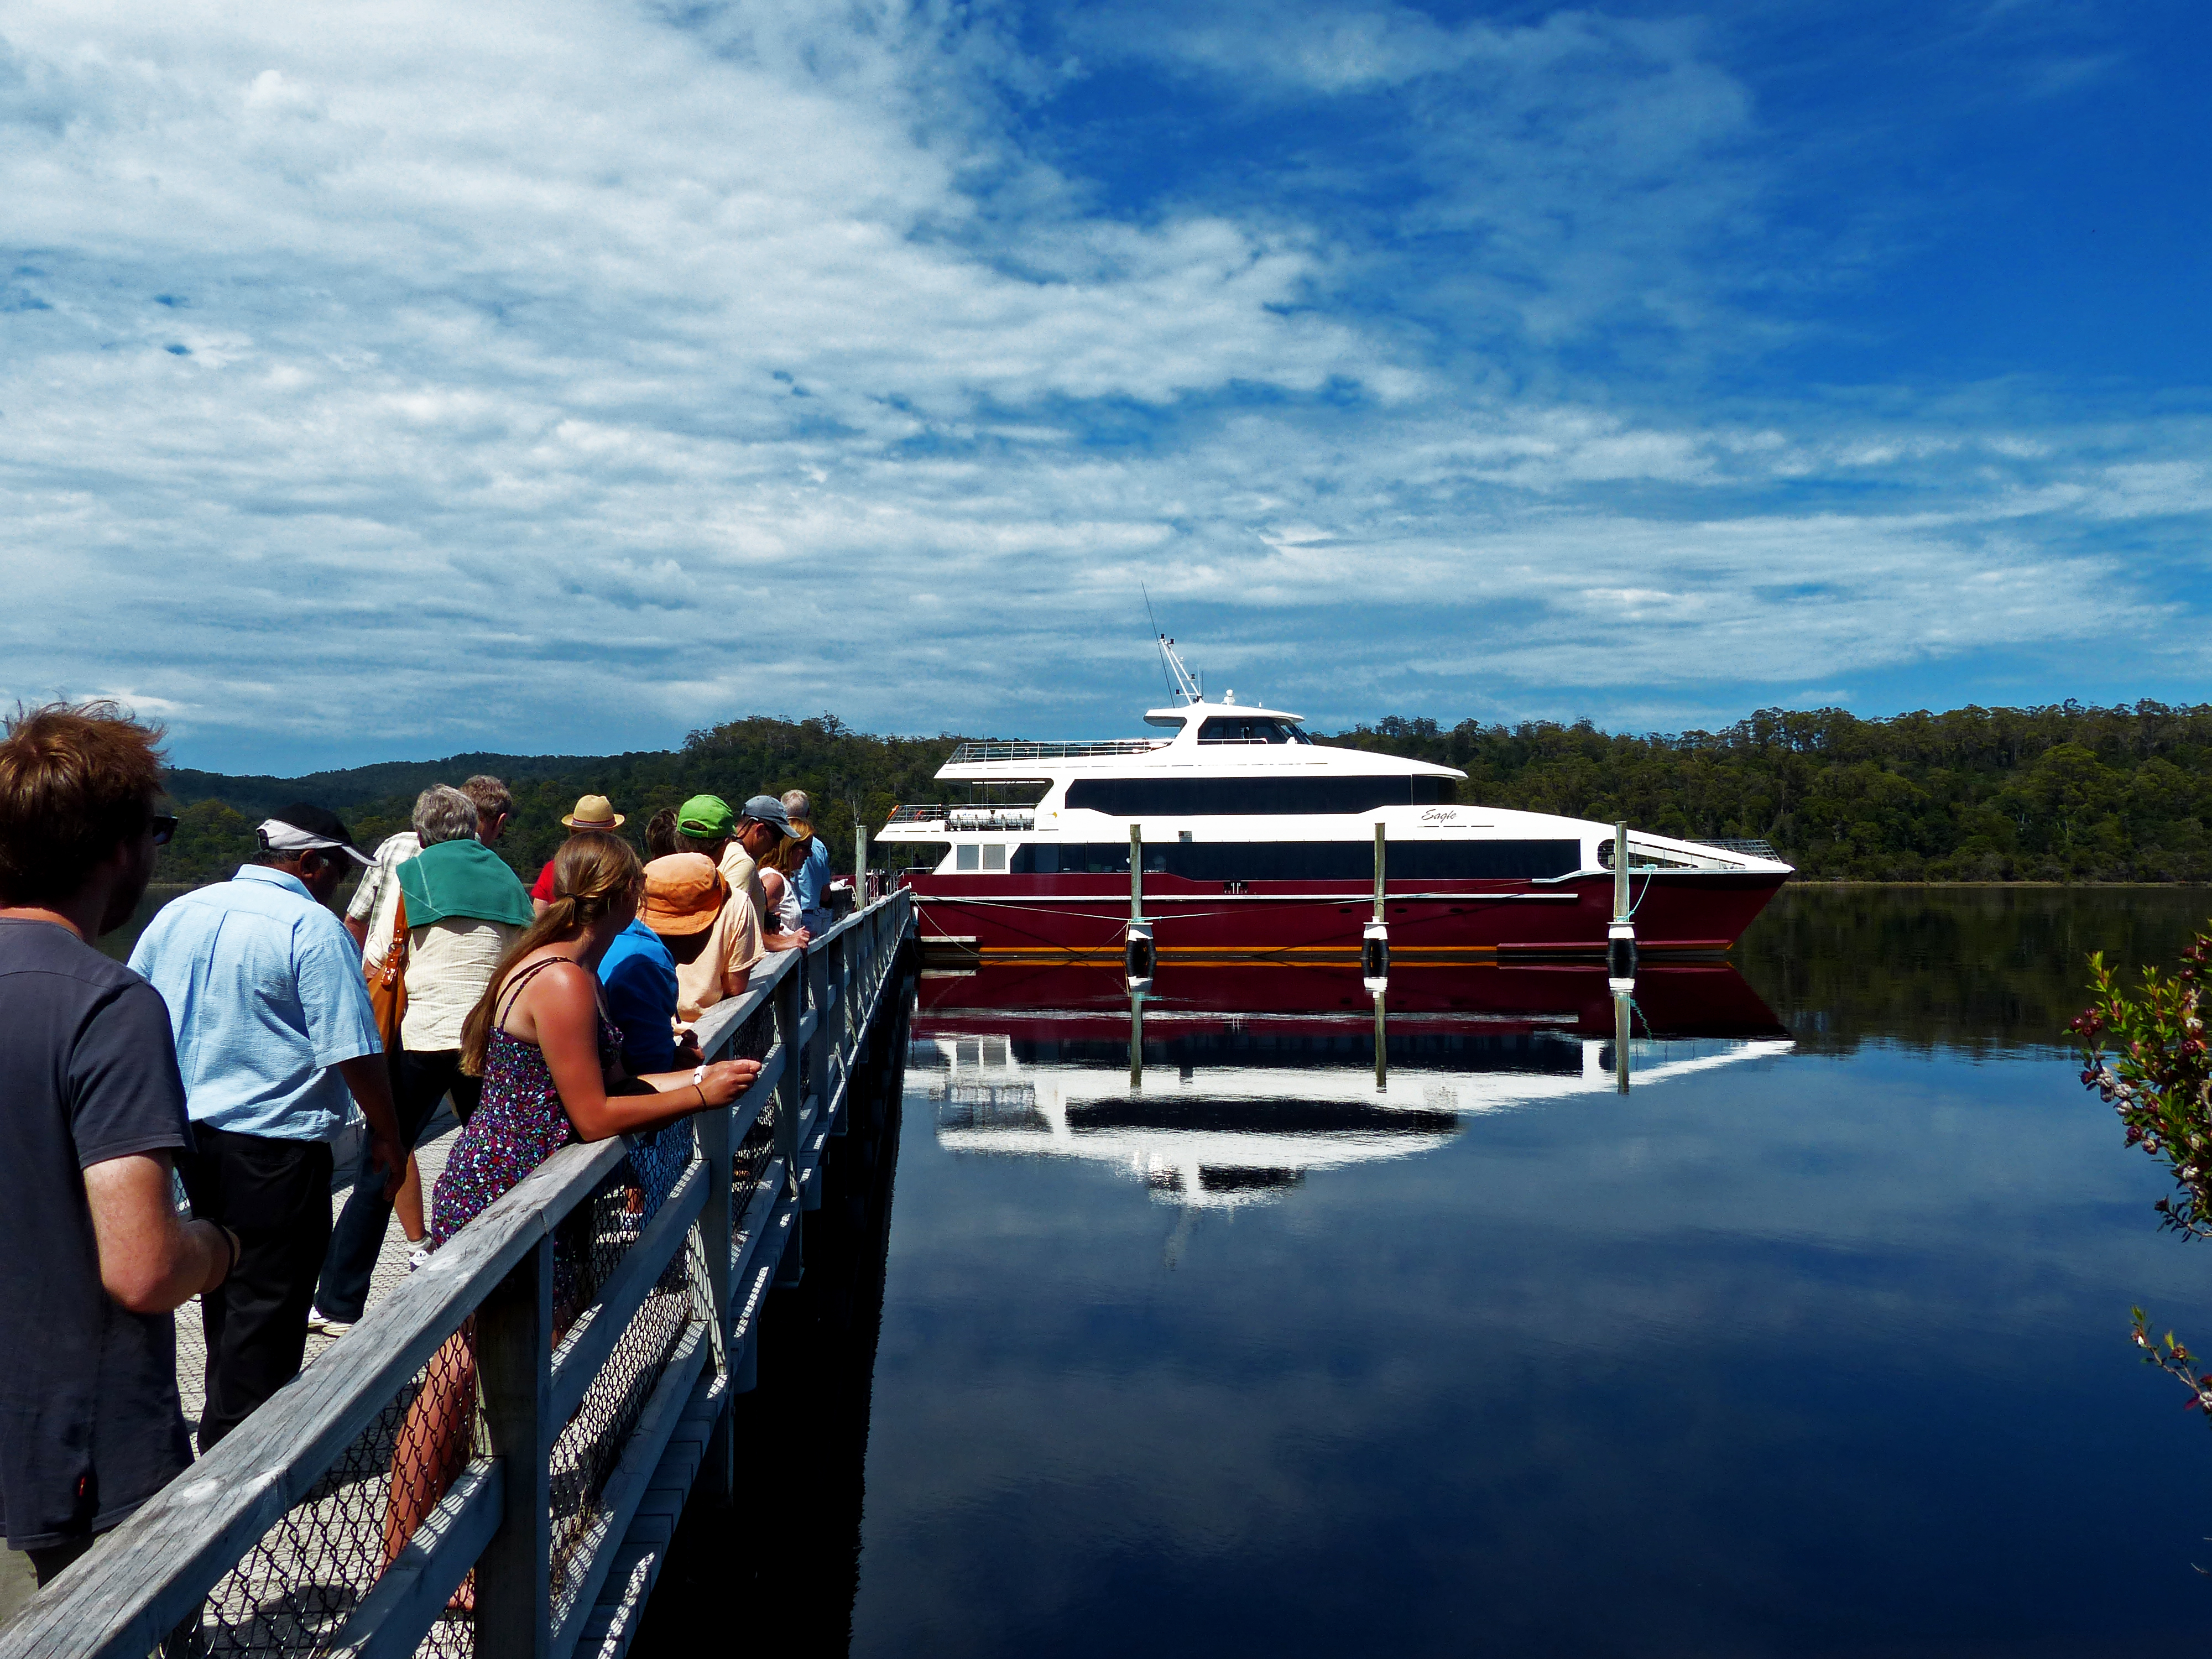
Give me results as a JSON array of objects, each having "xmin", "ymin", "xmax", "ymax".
[
  {"xmin": 641, "ymin": 853, "xmax": 726, "ymax": 936},
  {"xmin": 561, "ymin": 793, "xmax": 625, "ymax": 830}
]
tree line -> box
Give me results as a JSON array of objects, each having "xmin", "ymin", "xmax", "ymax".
[
  {"xmin": 1332, "ymin": 700, "xmax": 2212, "ymax": 881},
  {"xmin": 154, "ymin": 700, "xmax": 2212, "ymax": 887}
]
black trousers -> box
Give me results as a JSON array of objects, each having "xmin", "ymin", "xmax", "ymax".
[
  {"xmin": 313, "ymin": 1048, "xmax": 481, "ymax": 1323},
  {"xmin": 176, "ymin": 1126, "xmax": 333, "ymax": 1451}
]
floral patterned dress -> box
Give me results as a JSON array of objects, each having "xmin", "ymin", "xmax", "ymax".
[{"xmin": 429, "ymin": 957, "xmax": 623, "ymax": 1248}]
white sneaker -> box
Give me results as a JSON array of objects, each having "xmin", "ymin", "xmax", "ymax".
[
  {"xmin": 406, "ymin": 1244, "xmax": 433, "ymax": 1272},
  {"xmin": 307, "ymin": 1306, "xmax": 352, "ymax": 1336}
]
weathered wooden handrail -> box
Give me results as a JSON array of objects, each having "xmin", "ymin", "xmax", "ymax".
[{"xmin": 0, "ymin": 889, "xmax": 914, "ymax": 1659}]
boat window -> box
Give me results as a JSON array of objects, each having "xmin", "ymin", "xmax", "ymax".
[
  {"xmin": 1285, "ymin": 725, "xmax": 1312, "ymax": 744},
  {"xmin": 983, "ymin": 843, "xmax": 1006, "ymax": 872},
  {"xmin": 1063, "ymin": 775, "xmax": 1454, "ymax": 816},
  {"xmin": 1197, "ymin": 717, "xmax": 1291, "ymax": 744},
  {"xmin": 956, "ymin": 844, "xmax": 979, "ymax": 871},
  {"xmin": 1010, "ymin": 839, "xmax": 1579, "ymax": 880}
]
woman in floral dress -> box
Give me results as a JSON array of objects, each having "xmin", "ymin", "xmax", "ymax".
[{"xmin": 384, "ymin": 832, "xmax": 760, "ymax": 1574}]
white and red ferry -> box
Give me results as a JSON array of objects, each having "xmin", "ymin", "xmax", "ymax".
[{"xmin": 881, "ymin": 641, "xmax": 1791, "ymax": 966}]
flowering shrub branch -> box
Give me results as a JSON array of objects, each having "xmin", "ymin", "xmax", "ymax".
[
  {"xmin": 2073, "ymin": 937, "xmax": 2212, "ymax": 1239},
  {"xmin": 2130, "ymin": 1307, "xmax": 2212, "ymax": 1429}
]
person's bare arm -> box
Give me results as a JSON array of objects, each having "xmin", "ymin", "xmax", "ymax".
[
  {"xmin": 345, "ymin": 915, "xmax": 370, "ymax": 950},
  {"xmin": 522, "ymin": 964, "xmax": 759, "ymax": 1140},
  {"xmin": 761, "ymin": 927, "xmax": 811, "ymax": 952},
  {"xmin": 83, "ymin": 1152, "xmax": 234, "ymax": 1314},
  {"xmin": 336, "ymin": 1053, "xmax": 407, "ymax": 1198}
]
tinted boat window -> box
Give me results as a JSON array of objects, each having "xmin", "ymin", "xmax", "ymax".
[
  {"xmin": 1010, "ymin": 839, "xmax": 1580, "ymax": 880},
  {"xmin": 1197, "ymin": 717, "xmax": 1290, "ymax": 744},
  {"xmin": 1064, "ymin": 776, "xmax": 1454, "ymax": 816}
]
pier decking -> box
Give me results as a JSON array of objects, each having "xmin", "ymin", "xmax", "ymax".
[{"xmin": 0, "ymin": 890, "xmax": 916, "ymax": 1659}]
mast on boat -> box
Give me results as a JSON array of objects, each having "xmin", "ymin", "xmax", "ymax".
[{"xmin": 1156, "ymin": 635, "xmax": 1203, "ymax": 706}]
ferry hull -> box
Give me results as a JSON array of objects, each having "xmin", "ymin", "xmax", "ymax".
[{"xmin": 902, "ymin": 870, "xmax": 1786, "ymax": 963}]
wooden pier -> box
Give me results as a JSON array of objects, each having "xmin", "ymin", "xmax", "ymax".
[{"xmin": 0, "ymin": 890, "xmax": 917, "ymax": 1659}]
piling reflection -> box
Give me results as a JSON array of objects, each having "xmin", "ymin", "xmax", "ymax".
[{"xmin": 914, "ymin": 963, "xmax": 1790, "ymax": 1210}]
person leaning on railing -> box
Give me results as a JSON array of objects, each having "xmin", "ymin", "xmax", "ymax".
[
  {"xmin": 778, "ymin": 790, "xmax": 833, "ymax": 936},
  {"xmin": 0, "ymin": 703, "xmax": 241, "ymax": 1617},
  {"xmin": 733, "ymin": 794, "xmax": 811, "ymax": 953},
  {"xmin": 382, "ymin": 832, "xmax": 760, "ymax": 1590}
]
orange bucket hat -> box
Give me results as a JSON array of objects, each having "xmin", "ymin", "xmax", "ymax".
[{"xmin": 641, "ymin": 853, "xmax": 726, "ymax": 935}]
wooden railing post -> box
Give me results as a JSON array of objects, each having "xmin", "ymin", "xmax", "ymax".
[
  {"xmin": 695, "ymin": 1095, "xmax": 735, "ymax": 1503},
  {"xmin": 773, "ymin": 958, "xmax": 805, "ymax": 1287},
  {"xmin": 841, "ymin": 922, "xmax": 859, "ymax": 1094},
  {"xmin": 807, "ymin": 942, "xmax": 833, "ymax": 1189},
  {"xmin": 475, "ymin": 1232, "xmax": 553, "ymax": 1658}
]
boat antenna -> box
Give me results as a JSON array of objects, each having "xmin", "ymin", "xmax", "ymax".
[
  {"xmin": 1141, "ymin": 585, "xmax": 1205, "ymax": 704},
  {"xmin": 1141, "ymin": 583, "xmax": 1178, "ymax": 703}
]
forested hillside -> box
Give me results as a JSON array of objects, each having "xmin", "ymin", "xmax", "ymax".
[
  {"xmin": 156, "ymin": 701, "xmax": 2212, "ymax": 886},
  {"xmin": 1333, "ymin": 701, "xmax": 2212, "ymax": 881}
]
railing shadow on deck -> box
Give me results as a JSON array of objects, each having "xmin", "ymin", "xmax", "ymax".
[{"xmin": 0, "ymin": 891, "xmax": 916, "ymax": 1659}]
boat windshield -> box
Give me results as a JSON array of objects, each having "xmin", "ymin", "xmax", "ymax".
[{"xmin": 1197, "ymin": 717, "xmax": 1308, "ymax": 745}]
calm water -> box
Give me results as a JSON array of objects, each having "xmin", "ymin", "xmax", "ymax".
[{"xmin": 803, "ymin": 887, "xmax": 2212, "ymax": 1657}]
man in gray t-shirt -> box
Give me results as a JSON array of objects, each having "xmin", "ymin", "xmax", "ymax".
[{"xmin": 0, "ymin": 703, "xmax": 239, "ymax": 1616}]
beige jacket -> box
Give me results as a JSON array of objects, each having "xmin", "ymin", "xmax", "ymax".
[{"xmin": 674, "ymin": 856, "xmax": 764, "ymax": 1021}]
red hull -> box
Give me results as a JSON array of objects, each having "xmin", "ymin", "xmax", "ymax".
[
  {"xmin": 918, "ymin": 960, "xmax": 1787, "ymax": 1040},
  {"xmin": 902, "ymin": 870, "xmax": 1785, "ymax": 962}
]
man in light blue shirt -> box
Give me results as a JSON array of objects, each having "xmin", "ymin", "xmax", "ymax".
[{"xmin": 129, "ymin": 802, "xmax": 403, "ymax": 1448}]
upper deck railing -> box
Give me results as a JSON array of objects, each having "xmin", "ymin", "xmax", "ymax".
[
  {"xmin": 884, "ymin": 805, "xmax": 1033, "ymax": 830},
  {"xmin": 1, "ymin": 890, "xmax": 915, "ymax": 1659},
  {"xmin": 1688, "ymin": 837, "xmax": 1782, "ymax": 862},
  {"xmin": 945, "ymin": 738, "xmax": 1166, "ymax": 764}
]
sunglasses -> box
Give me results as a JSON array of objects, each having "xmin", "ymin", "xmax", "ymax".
[{"xmin": 151, "ymin": 813, "xmax": 179, "ymax": 847}]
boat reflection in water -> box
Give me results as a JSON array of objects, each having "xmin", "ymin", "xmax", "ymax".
[{"xmin": 913, "ymin": 962, "xmax": 1792, "ymax": 1209}]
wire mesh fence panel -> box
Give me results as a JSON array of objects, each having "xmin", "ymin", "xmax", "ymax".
[
  {"xmin": 543, "ymin": 1139, "xmax": 707, "ymax": 1621},
  {"xmin": 180, "ymin": 1338, "xmax": 484, "ymax": 1659},
  {"xmin": 728, "ymin": 999, "xmax": 780, "ymax": 1218},
  {"xmin": 733, "ymin": 1098, "xmax": 779, "ymax": 1219},
  {"xmin": 545, "ymin": 1291, "xmax": 695, "ymax": 1620}
]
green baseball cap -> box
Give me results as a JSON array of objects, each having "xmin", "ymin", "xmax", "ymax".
[{"xmin": 676, "ymin": 794, "xmax": 736, "ymax": 839}]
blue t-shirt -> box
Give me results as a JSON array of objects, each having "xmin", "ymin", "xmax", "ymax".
[
  {"xmin": 598, "ymin": 920, "xmax": 678, "ymax": 1076},
  {"xmin": 128, "ymin": 865, "xmax": 382, "ymax": 1141},
  {"xmin": 792, "ymin": 837, "xmax": 831, "ymax": 927},
  {"xmin": 0, "ymin": 919, "xmax": 195, "ymax": 1548}
]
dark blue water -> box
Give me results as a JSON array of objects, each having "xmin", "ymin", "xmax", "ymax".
[{"xmin": 835, "ymin": 888, "xmax": 2212, "ymax": 1656}]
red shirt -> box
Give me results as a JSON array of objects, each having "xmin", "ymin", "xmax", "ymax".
[{"xmin": 531, "ymin": 859, "xmax": 557, "ymax": 902}]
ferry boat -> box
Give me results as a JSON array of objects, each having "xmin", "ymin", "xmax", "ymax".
[{"xmin": 879, "ymin": 640, "xmax": 1792, "ymax": 966}]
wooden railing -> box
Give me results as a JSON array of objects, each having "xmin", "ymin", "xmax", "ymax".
[{"xmin": 0, "ymin": 890, "xmax": 915, "ymax": 1659}]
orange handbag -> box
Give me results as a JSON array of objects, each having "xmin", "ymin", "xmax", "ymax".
[{"xmin": 366, "ymin": 893, "xmax": 410, "ymax": 1050}]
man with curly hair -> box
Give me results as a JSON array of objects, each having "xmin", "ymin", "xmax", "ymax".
[{"xmin": 0, "ymin": 702, "xmax": 241, "ymax": 1613}]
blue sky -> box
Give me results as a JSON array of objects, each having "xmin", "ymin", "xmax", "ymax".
[{"xmin": 2, "ymin": 0, "xmax": 2205, "ymax": 772}]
